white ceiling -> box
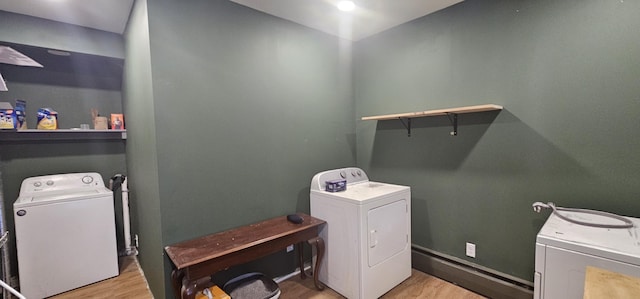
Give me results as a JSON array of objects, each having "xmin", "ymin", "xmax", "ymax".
[
  {"xmin": 0, "ymin": 0, "xmax": 134, "ymax": 34},
  {"xmin": 231, "ymin": 0, "xmax": 463, "ymax": 40},
  {"xmin": 0, "ymin": 0, "xmax": 462, "ymax": 40}
]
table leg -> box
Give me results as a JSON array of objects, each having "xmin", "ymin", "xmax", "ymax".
[
  {"xmin": 297, "ymin": 242, "xmax": 307, "ymax": 279},
  {"xmin": 171, "ymin": 269, "xmax": 184, "ymax": 299},
  {"xmin": 308, "ymin": 236, "xmax": 325, "ymax": 290}
]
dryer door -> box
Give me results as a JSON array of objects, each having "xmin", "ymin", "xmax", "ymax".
[{"xmin": 368, "ymin": 199, "xmax": 409, "ymax": 266}]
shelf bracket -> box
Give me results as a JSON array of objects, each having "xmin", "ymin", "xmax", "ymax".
[
  {"xmin": 446, "ymin": 113, "xmax": 458, "ymax": 136},
  {"xmin": 398, "ymin": 118, "xmax": 412, "ymax": 137}
]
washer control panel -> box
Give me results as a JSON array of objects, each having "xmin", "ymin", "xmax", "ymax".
[
  {"xmin": 339, "ymin": 169, "xmax": 364, "ymax": 179},
  {"xmin": 19, "ymin": 173, "xmax": 105, "ymax": 196}
]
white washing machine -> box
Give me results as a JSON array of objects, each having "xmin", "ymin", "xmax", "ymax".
[
  {"xmin": 310, "ymin": 167, "xmax": 411, "ymax": 299},
  {"xmin": 534, "ymin": 211, "xmax": 640, "ymax": 299},
  {"xmin": 14, "ymin": 173, "xmax": 119, "ymax": 299}
]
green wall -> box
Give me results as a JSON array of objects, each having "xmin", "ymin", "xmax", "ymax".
[
  {"xmin": 122, "ymin": 0, "xmax": 164, "ymax": 296},
  {"xmin": 135, "ymin": 0, "xmax": 356, "ymax": 297},
  {"xmin": 355, "ymin": 0, "xmax": 640, "ymax": 281}
]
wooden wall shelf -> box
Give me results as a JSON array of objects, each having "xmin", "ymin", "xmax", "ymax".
[
  {"xmin": 0, "ymin": 129, "xmax": 126, "ymax": 141},
  {"xmin": 361, "ymin": 104, "xmax": 503, "ymax": 121},
  {"xmin": 361, "ymin": 104, "xmax": 503, "ymax": 136}
]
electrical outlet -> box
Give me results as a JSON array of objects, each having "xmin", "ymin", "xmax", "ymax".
[
  {"xmin": 466, "ymin": 242, "xmax": 476, "ymax": 258},
  {"xmin": 286, "ymin": 244, "xmax": 294, "ymax": 253}
]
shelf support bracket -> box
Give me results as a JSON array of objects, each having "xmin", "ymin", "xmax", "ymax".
[
  {"xmin": 398, "ymin": 118, "xmax": 412, "ymax": 137},
  {"xmin": 446, "ymin": 113, "xmax": 458, "ymax": 136}
]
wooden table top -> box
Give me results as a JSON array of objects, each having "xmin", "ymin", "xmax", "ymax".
[
  {"xmin": 583, "ymin": 266, "xmax": 640, "ymax": 299},
  {"xmin": 165, "ymin": 213, "xmax": 325, "ymax": 269}
]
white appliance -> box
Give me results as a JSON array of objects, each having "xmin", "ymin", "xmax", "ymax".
[
  {"xmin": 310, "ymin": 167, "xmax": 411, "ymax": 299},
  {"xmin": 14, "ymin": 173, "xmax": 119, "ymax": 299},
  {"xmin": 534, "ymin": 211, "xmax": 640, "ymax": 299}
]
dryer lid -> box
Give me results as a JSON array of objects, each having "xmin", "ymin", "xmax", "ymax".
[
  {"xmin": 536, "ymin": 211, "xmax": 640, "ymax": 264},
  {"xmin": 15, "ymin": 189, "xmax": 112, "ymax": 208},
  {"xmin": 18, "ymin": 172, "xmax": 107, "ymax": 197},
  {"xmin": 15, "ymin": 172, "xmax": 112, "ymax": 208},
  {"xmin": 312, "ymin": 181, "xmax": 410, "ymax": 203}
]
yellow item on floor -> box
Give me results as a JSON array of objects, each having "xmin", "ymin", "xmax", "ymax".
[{"xmin": 195, "ymin": 285, "xmax": 230, "ymax": 299}]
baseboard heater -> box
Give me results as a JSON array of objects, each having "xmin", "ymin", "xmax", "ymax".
[{"xmin": 411, "ymin": 246, "xmax": 534, "ymax": 299}]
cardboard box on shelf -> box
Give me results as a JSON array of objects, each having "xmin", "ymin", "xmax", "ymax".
[
  {"xmin": 94, "ymin": 116, "xmax": 108, "ymax": 130},
  {"xmin": 91, "ymin": 108, "xmax": 108, "ymax": 130}
]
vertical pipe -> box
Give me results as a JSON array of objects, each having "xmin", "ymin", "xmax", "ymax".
[
  {"xmin": 111, "ymin": 174, "xmax": 136, "ymax": 256},
  {"xmin": 121, "ymin": 177, "xmax": 133, "ymax": 255}
]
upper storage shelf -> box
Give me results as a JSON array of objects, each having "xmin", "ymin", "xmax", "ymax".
[
  {"xmin": 0, "ymin": 41, "xmax": 124, "ymax": 90},
  {"xmin": 361, "ymin": 104, "xmax": 503, "ymax": 136},
  {"xmin": 0, "ymin": 129, "xmax": 126, "ymax": 141}
]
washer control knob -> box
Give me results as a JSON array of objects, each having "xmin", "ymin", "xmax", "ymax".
[
  {"xmin": 46, "ymin": 180, "xmax": 54, "ymax": 186},
  {"xmin": 357, "ymin": 170, "xmax": 362, "ymax": 176},
  {"xmin": 351, "ymin": 170, "xmax": 356, "ymax": 177},
  {"xmin": 340, "ymin": 171, "xmax": 347, "ymax": 179},
  {"xmin": 82, "ymin": 176, "xmax": 94, "ymax": 184},
  {"xmin": 33, "ymin": 181, "xmax": 42, "ymax": 187}
]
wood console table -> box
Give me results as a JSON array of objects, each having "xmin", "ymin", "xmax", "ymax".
[
  {"xmin": 583, "ymin": 266, "xmax": 640, "ymax": 298},
  {"xmin": 165, "ymin": 213, "xmax": 326, "ymax": 299}
]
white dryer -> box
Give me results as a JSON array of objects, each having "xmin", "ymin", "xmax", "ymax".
[
  {"xmin": 534, "ymin": 211, "xmax": 640, "ymax": 299},
  {"xmin": 14, "ymin": 173, "xmax": 119, "ymax": 299},
  {"xmin": 310, "ymin": 167, "xmax": 411, "ymax": 299}
]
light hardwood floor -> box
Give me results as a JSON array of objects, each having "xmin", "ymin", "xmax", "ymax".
[
  {"xmin": 46, "ymin": 257, "xmax": 484, "ymax": 299},
  {"xmin": 50, "ymin": 256, "xmax": 153, "ymax": 299},
  {"xmin": 279, "ymin": 269, "xmax": 486, "ymax": 299}
]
